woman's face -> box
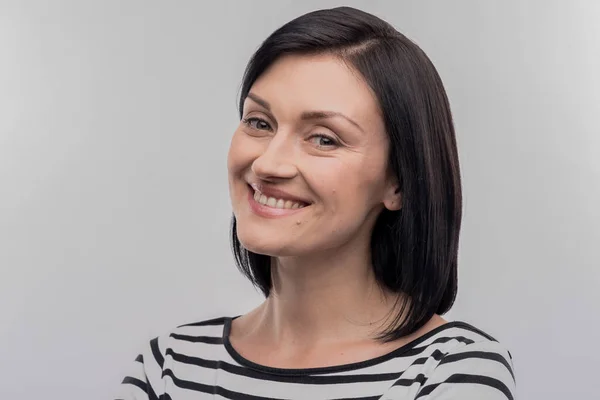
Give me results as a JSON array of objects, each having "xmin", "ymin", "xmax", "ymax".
[{"xmin": 227, "ymin": 53, "xmax": 400, "ymax": 257}]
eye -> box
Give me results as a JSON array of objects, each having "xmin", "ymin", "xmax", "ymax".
[
  {"xmin": 242, "ymin": 117, "xmax": 272, "ymax": 131},
  {"xmin": 308, "ymin": 134, "xmax": 339, "ymax": 149}
]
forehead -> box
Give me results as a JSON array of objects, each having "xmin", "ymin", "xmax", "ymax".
[{"xmin": 248, "ymin": 53, "xmax": 383, "ymax": 127}]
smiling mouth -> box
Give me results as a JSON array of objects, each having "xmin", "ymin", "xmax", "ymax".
[{"xmin": 248, "ymin": 184, "xmax": 309, "ymax": 210}]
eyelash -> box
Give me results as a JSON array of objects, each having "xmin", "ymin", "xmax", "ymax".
[{"xmin": 241, "ymin": 117, "xmax": 340, "ymax": 149}]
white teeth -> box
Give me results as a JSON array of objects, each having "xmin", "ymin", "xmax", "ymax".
[{"xmin": 252, "ymin": 188, "xmax": 305, "ymax": 210}]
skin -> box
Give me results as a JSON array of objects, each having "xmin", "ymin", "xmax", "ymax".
[{"xmin": 227, "ymin": 53, "xmax": 445, "ymax": 369}]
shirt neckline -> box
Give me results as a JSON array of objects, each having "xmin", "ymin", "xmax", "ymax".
[{"xmin": 221, "ymin": 315, "xmax": 471, "ymax": 376}]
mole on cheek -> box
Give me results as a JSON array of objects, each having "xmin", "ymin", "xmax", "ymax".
[{"xmin": 296, "ymin": 220, "xmax": 302, "ymax": 225}]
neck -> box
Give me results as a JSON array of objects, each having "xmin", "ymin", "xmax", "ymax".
[{"xmin": 248, "ymin": 241, "xmax": 399, "ymax": 348}]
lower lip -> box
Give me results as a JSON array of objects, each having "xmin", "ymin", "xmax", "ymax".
[{"xmin": 247, "ymin": 186, "xmax": 308, "ymax": 218}]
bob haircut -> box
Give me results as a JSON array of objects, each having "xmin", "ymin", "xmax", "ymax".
[{"xmin": 230, "ymin": 6, "xmax": 462, "ymax": 342}]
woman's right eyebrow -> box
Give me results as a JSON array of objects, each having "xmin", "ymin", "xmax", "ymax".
[{"xmin": 246, "ymin": 92, "xmax": 271, "ymax": 110}]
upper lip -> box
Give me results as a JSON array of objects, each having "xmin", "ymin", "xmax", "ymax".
[{"xmin": 248, "ymin": 182, "xmax": 312, "ymax": 205}]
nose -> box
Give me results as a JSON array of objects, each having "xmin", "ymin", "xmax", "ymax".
[{"xmin": 251, "ymin": 132, "xmax": 298, "ymax": 181}]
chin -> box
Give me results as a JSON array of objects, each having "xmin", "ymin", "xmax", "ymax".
[
  {"xmin": 235, "ymin": 226, "xmax": 300, "ymax": 257},
  {"xmin": 238, "ymin": 236, "xmax": 294, "ymax": 257}
]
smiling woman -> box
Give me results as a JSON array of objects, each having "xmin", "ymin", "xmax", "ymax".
[
  {"xmin": 116, "ymin": 6, "xmax": 515, "ymax": 400},
  {"xmin": 231, "ymin": 53, "xmax": 397, "ymax": 256}
]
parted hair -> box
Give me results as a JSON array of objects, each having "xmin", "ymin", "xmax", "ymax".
[{"xmin": 230, "ymin": 6, "xmax": 462, "ymax": 342}]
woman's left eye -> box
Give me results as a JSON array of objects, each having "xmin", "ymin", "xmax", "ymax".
[{"xmin": 308, "ymin": 134, "xmax": 338, "ymax": 149}]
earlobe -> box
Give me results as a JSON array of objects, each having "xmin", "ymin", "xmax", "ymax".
[
  {"xmin": 384, "ymin": 199, "xmax": 402, "ymax": 211},
  {"xmin": 384, "ymin": 187, "xmax": 402, "ymax": 211}
]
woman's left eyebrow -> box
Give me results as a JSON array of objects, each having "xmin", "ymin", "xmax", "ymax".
[{"xmin": 300, "ymin": 110, "xmax": 364, "ymax": 133}]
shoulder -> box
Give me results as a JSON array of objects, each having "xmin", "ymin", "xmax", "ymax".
[
  {"xmin": 420, "ymin": 320, "xmax": 512, "ymax": 355},
  {"xmin": 116, "ymin": 316, "xmax": 231, "ymax": 399},
  {"xmin": 142, "ymin": 316, "xmax": 231, "ymax": 361},
  {"xmin": 411, "ymin": 321, "xmax": 516, "ymax": 399},
  {"xmin": 174, "ymin": 315, "xmax": 230, "ymax": 332},
  {"xmin": 141, "ymin": 316, "xmax": 231, "ymax": 374},
  {"xmin": 159, "ymin": 315, "xmax": 230, "ymax": 348}
]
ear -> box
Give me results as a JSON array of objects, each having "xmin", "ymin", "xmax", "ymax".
[{"xmin": 383, "ymin": 184, "xmax": 402, "ymax": 211}]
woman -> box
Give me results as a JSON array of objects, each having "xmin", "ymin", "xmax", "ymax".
[{"xmin": 117, "ymin": 6, "xmax": 516, "ymax": 400}]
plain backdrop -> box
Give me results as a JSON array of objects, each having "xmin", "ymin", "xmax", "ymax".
[{"xmin": 1, "ymin": 1, "xmax": 599, "ymax": 399}]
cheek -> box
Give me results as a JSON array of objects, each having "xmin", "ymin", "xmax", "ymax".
[
  {"xmin": 309, "ymin": 157, "xmax": 387, "ymax": 219},
  {"xmin": 310, "ymin": 157, "xmax": 377, "ymax": 198},
  {"xmin": 227, "ymin": 132, "xmax": 251, "ymax": 205},
  {"xmin": 227, "ymin": 130, "xmax": 259, "ymax": 174},
  {"xmin": 227, "ymin": 131, "xmax": 244, "ymax": 173},
  {"xmin": 306, "ymin": 163, "xmax": 362, "ymax": 220}
]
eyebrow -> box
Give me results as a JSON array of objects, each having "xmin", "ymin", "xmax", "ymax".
[{"xmin": 246, "ymin": 92, "xmax": 365, "ymax": 133}]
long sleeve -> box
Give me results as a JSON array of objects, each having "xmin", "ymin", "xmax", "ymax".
[
  {"xmin": 414, "ymin": 340, "xmax": 516, "ymax": 400},
  {"xmin": 115, "ymin": 336, "xmax": 167, "ymax": 400}
]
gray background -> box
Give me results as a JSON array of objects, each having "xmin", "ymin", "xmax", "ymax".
[{"xmin": 1, "ymin": 1, "xmax": 599, "ymax": 399}]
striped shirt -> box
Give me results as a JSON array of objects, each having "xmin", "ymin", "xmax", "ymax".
[{"xmin": 116, "ymin": 316, "xmax": 516, "ymax": 400}]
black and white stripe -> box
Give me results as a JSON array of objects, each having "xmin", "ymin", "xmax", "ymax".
[{"xmin": 116, "ymin": 317, "xmax": 515, "ymax": 399}]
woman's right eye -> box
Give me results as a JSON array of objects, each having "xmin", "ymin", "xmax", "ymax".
[{"xmin": 242, "ymin": 117, "xmax": 271, "ymax": 131}]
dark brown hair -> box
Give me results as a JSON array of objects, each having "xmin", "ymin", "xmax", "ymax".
[{"xmin": 231, "ymin": 6, "xmax": 462, "ymax": 342}]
